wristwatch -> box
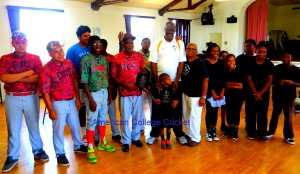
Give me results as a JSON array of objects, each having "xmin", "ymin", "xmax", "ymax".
[{"xmin": 201, "ymin": 96, "xmax": 207, "ymax": 99}]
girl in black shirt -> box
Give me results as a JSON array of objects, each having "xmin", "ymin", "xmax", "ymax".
[
  {"xmin": 247, "ymin": 41, "xmax": 274, "ymax": 142},
  {"xmin": 204, "ymin": 43, "xmax": 225, "ymax": 142},
  {"xmin": 222, "ymin": 54, "xmax": 244, "ymax": 140}
]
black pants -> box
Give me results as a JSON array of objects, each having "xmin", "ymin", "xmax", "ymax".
[
  {"xmin": 150, "ymin": 82, "xmax": 185, "ymax": 138},
  {"xmin": 79, "ymin": 83, "xmax": 86, "ymax": 127},
  {"xmin": 246, "ymin": 91, "xmax": 270, "ymax": 137},
  {"xmin": 225, "ymin": 89, "xmax": 244, "ymax": 126},
  {"xmin": 268, "ymin": 91, "xmax": 294, "ymax": 138},
  {"xmin": 205, "ymin": 100, "xmax": 219, "ymax": 129}
]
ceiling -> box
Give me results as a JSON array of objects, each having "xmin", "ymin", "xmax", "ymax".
[
  {"xmin": 69, "ymin": 0, "xmax": 300, "ymax": 12},
  {"xmin": 269, "ymin": 0, "xmax": 300, "ymax": 6}
]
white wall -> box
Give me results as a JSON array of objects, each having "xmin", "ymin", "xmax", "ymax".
[
  {"xmin": 268, "ymin": 4, "xmax": 300, "ymax": 40},
  {"xmin": 0, "ymin": 0, "xmax": 253, "ymax": 100}
]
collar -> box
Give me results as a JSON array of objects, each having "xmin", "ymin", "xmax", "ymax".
[{"xmin": 12, "ymin": 51, "xmax": 26, "ymax": 59}]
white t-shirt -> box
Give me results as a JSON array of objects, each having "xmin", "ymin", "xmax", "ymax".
[{"xmin": 149, "ymin": 37, "xmax": 187, "ymax": 81}]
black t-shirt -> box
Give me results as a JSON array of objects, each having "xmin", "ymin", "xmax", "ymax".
[
  {"xmin": 152, "ymin": 83, "xmax": 179, "ymax": 107},
  {"xmin": 236, "ymin": 54, "xmax": 256, "ymax": 90},
  {"xmin": 273, "ymin": 64, "xmax": 300, "ymax": 99},
  {"xmin": 224, "ymin": 66, "xmax": 243, "ymax": 84},
  {"xmin": 204, "ymin": 59, "xmax": 225, "ymax": 97},
  {"xmin": 182, "ymin": 58, "xmax": 209, "ymax": 97},
  {"xmin": 248, "ymin": 58, "xmax": 274, "ymax": 91}
]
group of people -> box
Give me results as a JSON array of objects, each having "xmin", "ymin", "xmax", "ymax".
[{"xmin": 1, "ymin": 20, "xmax": 300, "ymax": 173}]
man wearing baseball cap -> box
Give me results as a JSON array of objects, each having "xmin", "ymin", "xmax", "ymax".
[
  {"xmin": 111, "ymin": 33, "xmax": 146, "ymax": 152},
  {"xmin": 0, "ymin": 31, "xmax": 49, "ymax": 172},
  {"xmin": 39, "ymin": 41, "xmax": 87, "ymax": 166}
]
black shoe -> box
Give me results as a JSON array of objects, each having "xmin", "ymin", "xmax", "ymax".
[
  {"xmin": 112, "ymin": 135, "xmax": 121, "ymax": 143},
  {"xmin": 2, "ymin": 156, "xmax": 18, "ymax": 173},
  {"xmin": 94, "ymin": 141, "xmax": 99, "ymax": 146},
  {"xmin": 222, "ymin": 127, "xmax": 231, "ymax": 137},
  {"xmin": 74, "ymin": 145, "xmax": 87, "ymax": 153},
  {"xmin": 285, "ymin": 138, "xmax": 295, "ymax": 145},
  {"xmin": 132, "ymin": 140, "xmax": 143, "ymax": 147},
  {"xmin": 260, "ymin": 136, "xmax": 268, "ymax": 143},
  {"xmin": 232, "ymin": 128, "xmax": 238, "ymax": 140},
  {"xmin": 122, "ymin": 144, "xmax": 129, "ymax": 152},
  {"xmin": 34, "ymin": 148, "xmax": 49, "ymax": 161},
  {"xmin": 188, "ymin": 140, "xmax": 199, "ymax": 147},
  {"xmin": 57, "ymin": 155, "xmax": 70, "ymax": 166},
  {"xmin": 220, "ymin": 123, "xmax": 228, "ymax": 131}
]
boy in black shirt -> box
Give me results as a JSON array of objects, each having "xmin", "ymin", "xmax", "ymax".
[
  {"xmin": 152, "ymin": 73, "xmax": 179, "ymax": 149},
  {"xmin": 266, "ymin": 52, "xmax": 300, "ymax": 145}
]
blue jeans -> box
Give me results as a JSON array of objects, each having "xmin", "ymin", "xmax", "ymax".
[
  {"xmin": 5, "ymin": 92, "xmax": 44, "ymax": 159},
  {"xmin": 108, "ymin": 99, "xmax": 120, "ymax": 136}
]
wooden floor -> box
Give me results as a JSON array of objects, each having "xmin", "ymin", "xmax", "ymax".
[{"xmin": 1, "ymin": 97, "xmax": 300, "ymax": 174}]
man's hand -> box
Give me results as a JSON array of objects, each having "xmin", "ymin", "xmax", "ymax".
[
  {"xmin": 172, "ymin": 81, "xmax": 178, "ymax": 91},
  {"xmin": 118, "ymin": 31, "xmax": 124, "ymax": 42},
  {"xmin": 171, "ymin": 100, "xmax": 179, "ymax": 108},
  {"xmin": 75, "ymin": 100, "xmax": 81, "ymax": 111},
  {"xmin": 199, "ymin": 97, "xmax": 205, "ymax": 106},
  {"xmin": 89, "ymin": 99, "xmax": 97, "ymax": 112},
  {"xmin": 49, "ymin": 109, "xmax": 57, "ymax": 120},
  {"xmin": 153, "ymin": 98, "xmax": 161, "ymax": 105}
]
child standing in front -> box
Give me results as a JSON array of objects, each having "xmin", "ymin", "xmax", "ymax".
[
  {"xmin": 80, "ymin": 36, "xmax": 115, "ymax": 164},
  {"xmin": 152, "ymin": 73, "xmax": 179, "ymax": 149}
]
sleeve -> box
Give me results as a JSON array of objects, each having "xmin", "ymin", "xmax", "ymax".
[
  {"xmin": 268, "ymin": 61, "xmax": 275, "ymax": 75},
  {"xmin": 110, "ymin": 55, "xmax": 119, "ymax": 80},
  {"xmin": 178, "ymin": 40, "xmax": 187, "ymax": 62},
  {"xmin": 294, "ymin": 66, "xmax": 300, "ymax": 83},
  {"xmin": 105, "ymin": 59, "xmax": 110, "ymax": 79},
  {"xmin": 34, "ymin": 55, "xmax": 43, "ymax": 74},
  {"xmin": 80, "ymin": 57, "xmax": 89, "ymax": 84},
  {"xmin": 149, "ymin": 40, "xmax": 159, "ymax": 63},
  {"xmin": 0, "ymin": 55, "xmax": 8, "ymax": 75},
  {"xmin": 199, "ymin": 60, "xmax": 209, "ymax": 79},
  {"xmin": 39, "ymin": 67, "xmax": 51, "ymax": 93},
  {"xmin": 139, "ymin": 54, "xmax": 145, "ymax": 72}
]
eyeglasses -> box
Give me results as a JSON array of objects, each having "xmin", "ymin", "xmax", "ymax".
[
  {"xmin": 92, "ymin": 43, "xmax": 102, "ymax": 46},
  {"xmin": 186, "ymin": 48, "xmax": 197, "ymax": 51}
]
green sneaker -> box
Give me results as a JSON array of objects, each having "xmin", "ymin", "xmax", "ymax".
[
  {"xmin": 87, "ymin": 148, "xmax": 97, "ymax": 164},
  {"xmin": 98, "ymin": 140, "xmax": 116, "ymax": 152}
]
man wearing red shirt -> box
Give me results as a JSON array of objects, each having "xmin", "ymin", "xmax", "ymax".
[
  {"xmin": 0, "ymin": 31, "xmax": 49, "ymax": 173},
  {"xmin": 39, "ymin": 41, "xmax": 87, "ymax": 166},
  {"xmin": 111, "ymin": 33, "xmax": 145, "ymax": 152}
]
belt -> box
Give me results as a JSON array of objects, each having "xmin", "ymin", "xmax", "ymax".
[{"xmin": 6, "ymin": 91, "xmax": 37, "ymax": 96}]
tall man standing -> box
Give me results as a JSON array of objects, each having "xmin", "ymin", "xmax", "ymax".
[
  {"xmin": 147, "ymin": 21, "xmax": 187, "ymax": 145},
  {"xmin": 66, "ymin": 25, "xmax": 91, "ymax": 145},
  {"xmin": 0, "ymin": 31, "xmax": 49, "ymax": 173}
]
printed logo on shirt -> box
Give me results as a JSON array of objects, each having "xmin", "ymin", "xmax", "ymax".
[
  {"xmin": 12, "ymin": 60, "xmax": 31, "ymax": 70},
  {"xmin": 121, "ymin": 62, "xmax": 139, "ymax": 71},
  {"xmin": 162, "ymin": 90, "xmax": 171, "ymax": 104},
  {"xmin": 79, "ymin": 51, "xmax": 89, "ymax": 58},
  {"xmin": 92, "ymin": 65, "xmax": 106, "ymax": 72},
  {"xmin": 183, "ymin": 64, "xmax": 190, "ymax": 75},
  {"xmin": 57, "ymin": 69, "xmax": 72, "ymax": 80}
]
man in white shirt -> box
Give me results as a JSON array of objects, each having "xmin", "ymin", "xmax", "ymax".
[{"xmin": 147, "ymin": 21, "xmax": 188, "ymax": 145}]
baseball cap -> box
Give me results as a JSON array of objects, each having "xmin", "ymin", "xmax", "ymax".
[
  {"xmin": 46, "ymin": 41, "xmax": 64, "ymax": 52},
  {"xmin": 121, "ymin": 33, "xmax": 136, "ymax": 42},
  {"xmin": 11, "ymin": 31, "xmax": 27, "ymax": 42}
]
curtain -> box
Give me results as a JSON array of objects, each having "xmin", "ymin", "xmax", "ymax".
[
  {"xmin": 6, "ymin": 6, "xmax": 20, "ymax": 33},
  {"xmin": 247, "ymin": 0, "xmax": 268, "ymax": 43},
  {"xmin": 124, "ymin": 15, "xmax": 131, "ymax": 34},
  {"xmin": 170, "ymin": 18, "xmax": 191, "ymax": 46}
]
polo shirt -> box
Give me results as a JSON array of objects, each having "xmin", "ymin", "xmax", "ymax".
[{"xmin": 149, "ymin": 37, "xmax": 186, "ymax": 81}]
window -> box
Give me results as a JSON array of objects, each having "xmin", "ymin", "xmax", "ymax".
[
  {"xmin": 124, "ymin": 15, "xmax": 155, "ymax": 51},
  {"xmin": 6, "ymin": 6, "xmax": 65, "ymax": 62},
  {"xmin": 169, "ymin": 18, "xmax": 191, "ymax": 46}
]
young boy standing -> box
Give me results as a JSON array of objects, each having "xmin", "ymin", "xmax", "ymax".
[
  {"xmin": 152, "ymin": 73, "xmax": 179, "ymax": 149},
  {"xmin": 39, "ymin": 41, "xmax": 86, "ymax": 166},
  {"xmin": 80, "ymin": 36, "xmax": 115, "ymax": 164},
  {"xmin": 267, "ymin": 52, "xmax": 300, "ymax": 144}
]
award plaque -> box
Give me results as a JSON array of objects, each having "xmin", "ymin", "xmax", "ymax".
[{"xmin": 135, "ymin": 72, "xmax": 150, "ymax": 90}]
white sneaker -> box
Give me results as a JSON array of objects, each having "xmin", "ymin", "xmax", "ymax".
[
  {"xmin": 285, "ymin": 138, "xmax": 295, "ymax": 145},
  {"xmin": 206, "ymin": 132, "xmax": 212, "ymax": 142},
  {"xmin": 266, "ymin": 134, "xmax": 273, "ymax": 139},
  {"xmin": 146, "ymin": 136, "xmax": 157, "ymax": 144},
  {"xmin": 177, "ymin": 136, "xmax": 187, "ymax": 145}
]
